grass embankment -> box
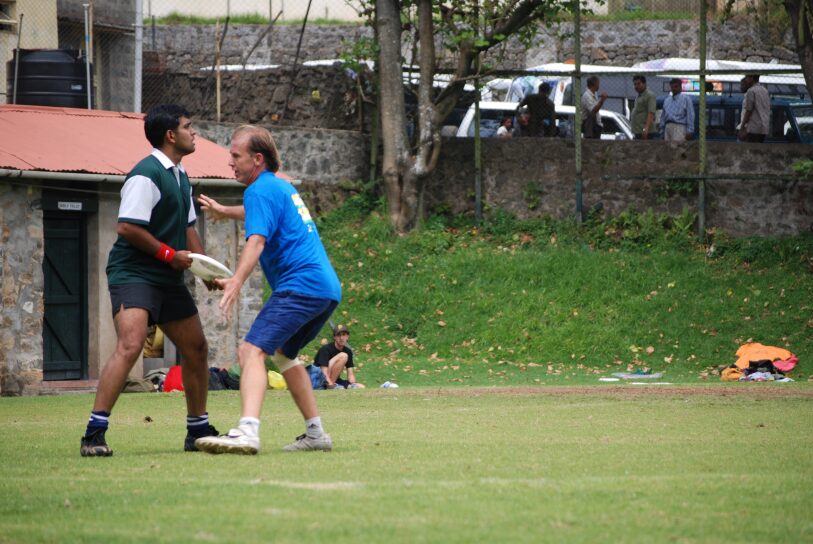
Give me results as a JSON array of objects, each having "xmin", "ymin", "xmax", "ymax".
[
  {"xmin": 305, "ymin": 201, "xmax": 813, "ymax": 387},
  {"xmin": 1, "ymin": 391, "xmax": 811, "ymax": 543}
]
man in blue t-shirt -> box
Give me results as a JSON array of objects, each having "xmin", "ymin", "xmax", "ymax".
[{"xmin": 195, "ymin": 125, "xmax": 341, "ymax": 455}]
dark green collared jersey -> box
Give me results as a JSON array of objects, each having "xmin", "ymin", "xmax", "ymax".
[{"xmin": 106, "ymin": 153, "xmax": 195, "ymax": 286}]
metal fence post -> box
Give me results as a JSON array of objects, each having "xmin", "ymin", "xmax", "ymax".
[
  {"xmin": 698, "ymin": 0, "xmax": 707, "ymax": 239},
  {"xmin": 574, "ymin": 0, "xmax": 583, "ymax": 224},
  {"xmin": 134, "ymin": 0, "xmax": 143, "ymax": 113}
]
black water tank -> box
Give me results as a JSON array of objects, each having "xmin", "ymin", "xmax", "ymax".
[{"xmin": 6, "ymin": 49, "xmax": 93, "ymax": 108}]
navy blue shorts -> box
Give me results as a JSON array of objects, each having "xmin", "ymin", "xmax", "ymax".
[
  {"xmin": 109, "ymin": 283, "xmax": 197, "ymax": 326},
  {"xmin": 245, "ymin": 290, "xmax": 338, "ymax": 359}
]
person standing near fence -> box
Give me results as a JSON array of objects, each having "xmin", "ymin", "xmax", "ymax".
[
  {"xmin": 581, "ymin": 76, "xmax": 607, "ymax": 139},
  {"xmin": 631, "ymin": 75, "xmax": 657, "ymax": 140},
  {"xmin": 738, "ymin": 74, "xmax": 771, "ymax": 143},
  {"xmin": 660, "ymin": 78, "xmax": 694, "ymax": 141}
]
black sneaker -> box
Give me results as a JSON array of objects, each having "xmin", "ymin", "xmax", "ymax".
[
  {"xmin": 184, "ymin": 424, "xmax": 219, "ymax": 452},
  {"xmin": 80, "ymin": 428, "xmax": 113, "ymax": 457}
]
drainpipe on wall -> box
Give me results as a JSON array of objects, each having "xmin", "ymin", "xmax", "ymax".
[
  {"xmin": 83, "ymin": 4, "xmax": 92, "ymax": 109},
  {"xmin": 12, "ymin": 13, "xmax": 23, "ymax": 105},
  {"xmin": 134, "ymin": 0, "xmax": 144, "ymax": 113}
]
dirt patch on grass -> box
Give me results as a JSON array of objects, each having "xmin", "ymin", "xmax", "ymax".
[{"xmin": 389, "ymin": 385, "xmax": 813, "ymax": 399}]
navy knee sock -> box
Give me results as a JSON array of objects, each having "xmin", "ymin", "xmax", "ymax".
[
  {"xmin": 85, "ymin": 411, "xmax": 110, "ymax": 437},
  {"xmin": 186, "ymin": 413, "xmax": 210, "ymax": 437}
]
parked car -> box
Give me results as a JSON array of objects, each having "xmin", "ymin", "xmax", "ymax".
[
  {"xmin": 454, "ymin": 101, "xmax": 634, "ymax": 140},
  {"xmin": 655, "ymin": 95, "xmax": 813, "ymax": 143}
]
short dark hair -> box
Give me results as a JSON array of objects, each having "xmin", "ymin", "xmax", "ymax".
[
  {"xmin": 144, "ymin": 104, "xmax": 190, "ymax": 148},
  {"xmin": 670, "ymin": 78, "xmax": 682, "ymax": 85},
  {"xmin": 633, "ymin": 75, "xmax": 646, "ymax": 84},
  {"xmin": 747, "ymin": 74, "xmax": 760, "ymax": 82},
  {"xmin": 586, "ymin": 76, "xmax": 599, "ymax": 88},
  {"xmin": 539, "ymin": 82, "xmax": 551, "ymax": 95}
]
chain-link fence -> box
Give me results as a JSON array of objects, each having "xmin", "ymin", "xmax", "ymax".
[
  {"xmin": 1, "ymin": 0, "xmax": 360, "ymax": 111},
  {"xmin": 3, "ymin": 1, "xmax": 809, "ymax": 233}
]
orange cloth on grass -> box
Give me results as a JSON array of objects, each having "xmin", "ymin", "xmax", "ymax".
[
  {"xmin": 721, "ymin": 367, "xmax": 744, "ymax": 381},
  {"xmin": 734, "ymin": 342, "xmax": 793, "ymax": 370}
]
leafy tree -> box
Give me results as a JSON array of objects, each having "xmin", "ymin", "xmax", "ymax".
[
  {"xmin": 722, "ymin": 0, "xmax": 813, "ymax": 94},
  {"xmin": 782, "ymin": 0, "xmax": 813, "ymax": 92},
  {"xmin": 358, "ymin": 0, "xmax": 570, "ymax": 233}
]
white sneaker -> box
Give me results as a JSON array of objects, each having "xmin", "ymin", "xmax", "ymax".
[
  {"xmin": 195, "ymin": 427, "xmax": 260, "ymax": 455},
  {"xmin": 282, "ymin": 432, "xmax": 332, "ymax": 452}
]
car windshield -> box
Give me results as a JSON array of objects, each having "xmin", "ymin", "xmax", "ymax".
[
  {"xmin": 606, "ymin": 112, "xmax": 632, "ymax": 133},
  {"xmin": 466, "ymin": 109, "xmax": 514, "ymax": 137},
  {"xmin": 791, "ymin": 105, "xmax": 813, "ymax": 141}
]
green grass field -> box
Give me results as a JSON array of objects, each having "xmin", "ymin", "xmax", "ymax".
[
  {"xmin": 306, "ymin": 206, "xmax": 813, "ymax": 387},
  {"xmin": 1, "ymin": 388, "xmax": 812, "ymax": 543}
]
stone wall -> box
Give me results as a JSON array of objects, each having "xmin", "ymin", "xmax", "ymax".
[
  {"xmin": 524, "ymin": 18, "xmax": 798, "ymax": 67},
  {"xmin": 427, "ymin": 138, "xmax": 813, "ymax": 237},
  {"xmin": 148, "ymin": 18, "xmax": 799, "ymax": 76},
  {"xmin": 144, "ymin": 63, "xmax": 367, "ymax": 129},
  {"xmin": 146, "ymin": 24, "xmax": 369, "ymax": 73},
  {"xmin": 0, "ymin": 184, "xmax": 44, "ymax": 396},
  {"xmin": 196, "ymin": 121, "xmax": 368, "ymax": 187}
]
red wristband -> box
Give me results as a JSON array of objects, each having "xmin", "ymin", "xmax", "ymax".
[{"xmin": 154, "ymin": 243, "xmax": 176, "ymax": 263}]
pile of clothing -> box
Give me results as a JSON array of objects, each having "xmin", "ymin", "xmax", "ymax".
[{"xmin": 721, "ymin": 342, "xmax": 798, "ymax": 382}]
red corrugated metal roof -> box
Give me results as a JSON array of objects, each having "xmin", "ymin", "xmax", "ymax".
[{"xmin": 0, "ymin": 105, "xmax": 235, "ymax": 179}]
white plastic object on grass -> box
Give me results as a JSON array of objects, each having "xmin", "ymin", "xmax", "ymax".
[{"xmin": 380, "ymin": 381, "xmax": 399, "ymax": 389}]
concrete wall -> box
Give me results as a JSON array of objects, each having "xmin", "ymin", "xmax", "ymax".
[
  {"xmin": 1, "ymin": 0, "xmax": 59, "ymax": 105},
  {"xmin": 58, "ymin": 0, "xmax": 135, "ymax": 28},
  {"xmin": 0, "ymin": 183, "xmax": 45, "ymax": 395},
  {"xmin": 428, "ymin": 138, "xmax": 813, "ymax": 237},
  {"xmin": 192, "ymin": 194, "xmax": 264, "ymax": 367}
]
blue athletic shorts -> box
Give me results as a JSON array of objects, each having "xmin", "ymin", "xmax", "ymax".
[{"xmin": 245, "ymin": 290, "xmax": 338, "ymax": 359}]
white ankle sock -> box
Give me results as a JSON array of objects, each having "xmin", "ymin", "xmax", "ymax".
[
  {"xmin": 305, "ymin": 416, "xmax": 323, "ymax": 438},
  {"xmin": 238, "ymin": 417, "xmax": 260, "ymax": 437}
]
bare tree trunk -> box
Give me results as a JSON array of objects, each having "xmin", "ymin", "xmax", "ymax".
[
  {"xmin": 783, "ymin": 0, "xmax": 813, "ymax": 93},
  {"xmin": 373, "ymin": 0, "xmax": 555, "ymax": 232},
  {"xmin": 376, "ymin": 0, "xmax": 410, "ymax": 230}
]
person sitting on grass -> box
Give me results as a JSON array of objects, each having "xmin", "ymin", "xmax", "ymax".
[{"xmin": 314, "ymin": 324, "xmax": 364, "ymax": 389}]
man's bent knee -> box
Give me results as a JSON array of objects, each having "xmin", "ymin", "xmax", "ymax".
[
  {"xmin": 273, "ymin": 352, "xmax": 302, "ymax": 373},
  {"xmin": 330, "ymin": 352, "xmax": 349, "ymax": 366}
]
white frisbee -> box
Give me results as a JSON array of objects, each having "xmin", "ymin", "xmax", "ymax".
[{"xmin": 188, "ymin": 253, "xmax": 233, "ymax": 281}]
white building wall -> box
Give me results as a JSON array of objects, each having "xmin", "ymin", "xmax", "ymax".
[{"xmin": 0, "ymin": 0, "xmax": 59, "ymax": 105}]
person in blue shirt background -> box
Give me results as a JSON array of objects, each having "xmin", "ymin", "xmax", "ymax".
[
  {"xmin": 660, "ymin": 78, "xmax": 695, "ymax": 141},
  {"xmin": 195, "ymin": 125, "xmax": 341, "ymax": 455}
]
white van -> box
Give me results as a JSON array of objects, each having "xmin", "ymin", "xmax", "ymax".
[{"xmin": 454, "ymin": 101, "xmax": 633, "ymax": 140}]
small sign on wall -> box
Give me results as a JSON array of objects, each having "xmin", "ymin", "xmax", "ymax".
[{"xmin": 58, "ymin": 201, "xmax": 83, "ymax": 211}]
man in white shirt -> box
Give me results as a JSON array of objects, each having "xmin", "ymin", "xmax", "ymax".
[
  {"xmin": 738, "ymin": 74, "xmax": 771, "ymax": 143},
  {"xmin": 581, "ymin": 76, "xmax": 607, "ymax": 139}
]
